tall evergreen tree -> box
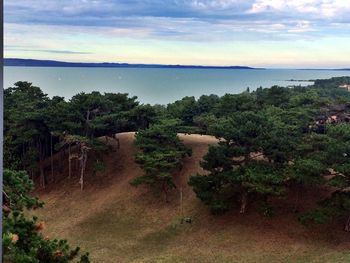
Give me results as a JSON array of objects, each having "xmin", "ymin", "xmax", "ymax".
[
  {"xmin": 189, "ymin": 111, "xmax": 294, "ymax": 214},
  {"xmin": 131, "ymin": 120, "xmax": 191, "ymax": 202}
]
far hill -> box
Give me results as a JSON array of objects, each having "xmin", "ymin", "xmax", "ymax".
[{"xmin": 4, "ymin": 58, "xmax": 262, "ymax": 70}]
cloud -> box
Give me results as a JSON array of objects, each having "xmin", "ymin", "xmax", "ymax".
[
  {"xmin": 248, "ymin": 0, "xmax": 350, "ymax": 18},
  {"xmin": 5, "ymin": 46, "xmax": 92, "ymax": 54},
  {"xmin": 287, "ymin": 21, "xmax": 313, "ymax": 33},
  {"xmin": 4, "ymin": 0, "xmax": 350, "ymax": 39},
  {"xmin": 3, "ymin": 0, "xmax": 350, "ymax": 67}
]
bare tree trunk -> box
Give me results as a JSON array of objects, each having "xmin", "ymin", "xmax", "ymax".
[
  {"xmin": 293, "ymin": 184, "xmax": 302, "ymax": 213},
  {"xmin": 39, "ymin": 161, "xmax": 45, "ymax": 188},
  {"xmin": 79, "ymin": 146, "xmax": 88, "ymax": 191},
  {"xmin": 345, "ymin": 215, "xmax": 350, "ymax": 232},
  {"xmin": 85, "ymin": 109, "xmax": 91, "ymax": 137},
  {"xmin": 68, "ymin": 144, "xmax": 72, "ymax": 179},
  {"xmin": 50, "ymin": 133, "xmax": 54, "ymax": 183},
  {"xmin": 80, "ymin": 160, "xmax": 84, "ymax": 191},
  {"xmin": 58, "ymin": 149, "xmax": 63, "ymax": 174},
  {"xmin": 162, "ymin": 182, "xmax": 169, "ymax": 203},
  {"xmin": 80, "ymin": 155, "xmax": 87, "ymax": 191},
  {"xmin": 240, "ymin": 191, "xmax": 248, "ymax": 214},
  {"xmin": 38, "ymin": 139, "xmax": 45, "ymax": 188},
  {"xmin": 180, "ymin": 187, "xmax": 184, "ymax": 218},
  {"xmin": 75, "ymin": 158, "xmax": 79, "ymax": 172}
]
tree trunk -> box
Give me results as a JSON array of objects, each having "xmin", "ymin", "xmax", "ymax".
[
  {"xmin": 58, "ymin": 149, "xmax": 63, "ymax": 174},
  {"xmin": 39, "ymin": 160, "xmax": 45, "ymax": 188},
  {"xmin": 293, "ymin": 184, "xmax": 302, "ymax": 213},
  {"xmin": 85, "ymin": 109, "xmax": 91, "ymax": 137},
  {"xmin": 180, "ymin": 187, "xmax": 184, "ymax": 218},
  {"xmin": 240, "ymin": 191, "xmax": 248, "ymax": 214},
  {"xmin": 68, "ymin": 144, "xmax": 72, "ymax": 179},
  {"xmin": 162, "ymin": 182, "xmax": 169, "ymax": 203},
  {"xmin": 79, "ymin": 147, "xmax": 88, "ymax": 191},
  {"xmin": 345, "ymin": 215, "xmax": 350, "ymax": 232},
  {"xmin": 50, "ymin": 133, "xmax": 54, "ymax": 183},
  {"xmin": 116, "ymin": 137, "xmax": 120, "ymax": 149},
  {"xmin": 80, "ymin": 161, "xmax": 84, "ymax": 191},
  {"xmin": 75, "ymin": 158, "xmax": 79, "ymax": 172},
  {"xmin": 38, "ymin": 139, "xmax": 45, "ymax": 188}
]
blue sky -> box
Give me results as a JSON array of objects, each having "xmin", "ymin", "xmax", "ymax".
[{"xmin": 4, "ymin": 0, "xmax": 350, "ymax": 68}]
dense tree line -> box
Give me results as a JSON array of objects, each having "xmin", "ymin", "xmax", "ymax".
[
  {"xmin": 3, "ymin": 82, "xmax": 162, "ymax": 261},
  {"xmin": 4, "ymin": 81, "xmax": 160, "ymax": 188},
  {"xmin": 3, "ymin": 76, "xmax": 350, "ymax": 261},
  {"xmin": 129, "ymin": 77, "xmax": 350, "ymax": 230},
  {"xmin": 179, "ymin": 78, "xmax": 350, "ymax": 230}
]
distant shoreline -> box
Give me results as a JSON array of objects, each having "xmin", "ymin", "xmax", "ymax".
[
  {"xmin": 5, "ymin": 59, "xmax": 350, "ymax": 71},
  {"xmin": 286, "ymin": 79, "xmax": 315, "ymax": 82},
  {"xmin": 296, "ymin": 68, "xmax": 350, "ymax": 71},
  {"xmin": 4, "ymin": 58, "xmax": 264, "ymax": 70}
]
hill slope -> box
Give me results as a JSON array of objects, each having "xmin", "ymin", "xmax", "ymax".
[{"xmin": 35, "ymin": 133, "xmax": 350, "ymax": 263}]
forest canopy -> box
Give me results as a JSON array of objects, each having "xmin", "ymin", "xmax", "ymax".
[{"xmin": 3, "ymin": 76, "xmax": 350, "ymax": 261}]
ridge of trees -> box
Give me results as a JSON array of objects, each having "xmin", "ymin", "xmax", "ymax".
[
  {"xmin": 4, "ymin": 81, "xmax": 160, "ymax": 190},
  {"xmin": 4, "ymin": 77, "xmax": 350, "ymax": 236}
]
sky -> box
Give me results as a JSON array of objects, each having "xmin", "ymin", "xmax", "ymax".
[{"xmin": 4, "ymin": 0, "xmax": 350, "ymax": 68}]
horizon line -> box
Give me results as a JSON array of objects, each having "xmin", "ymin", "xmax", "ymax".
[{"xmin": 4, "ymin": 58, "xmax": 350, "ymax": 71}]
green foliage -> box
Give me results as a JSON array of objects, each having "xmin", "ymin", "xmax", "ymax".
[
  {"xmin": 291, "ymin": 158, "xmax": 326, "ymax": 185},
  {"xmin": 4, "ymin": 82, "xmax": 51, "ymax": 171},
  {"xmin": 254, "ymin": 86, "xmax": 291, "ymax": 108},
  {"xmin": 3, "ymin": 170, "xmax": 43, "ymax": 211},
  {"xmin": 130, "ymin": 104, "xmax": 159, "ymax": 130},
  {"xmin": 3, "ymin": 170, "xmax": 90, "ymax": 262},
  {"xmin": 4, "ymin": 76, "xmax": 350, "ymax": 231},
  {"xmin": 193, "ymin": 113, "xmax": 218, "ymax": 134},
  {"xmin": 4, "ymin": 81, "xmax": 153, "ymax": 189},
  {"xmin": 167, "ymin": 96, "xmax": 199, "ymax": 126},
  {"xmin": 189, "ymin": 110, "xmax": 291, "ymax": 214},
  {"xmin": 298, "ymin": 123, "xmax": 350, "ymax": 225},
  {"xmin": 214, "ymin": 93, "xmax": 256, "ymax": 115},
  {"xmin": 314, "ymin": 76, "xmax": 350, "ymax": 89},
  {"xmin": 131, "ymin": 119, "xmax": 191, "ymax": 201},
  {"xmin": 93, "ymin": 160, "xmax": 106, "ymax": 175},
  {"xmin": 299, "ymin": 191, "xmax": 350, "ymax": 225},
  {"xmin": 187, "ymin": 77, "xmax": 350, "ymax": 226}
]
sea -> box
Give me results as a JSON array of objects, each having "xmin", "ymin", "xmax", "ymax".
[{"xmin": 4, "ymin": 66, "xmax": 350, "ymax": 105}]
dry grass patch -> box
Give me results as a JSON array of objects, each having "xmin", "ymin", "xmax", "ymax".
[{"xmin": 34, "ymin": 133, "xmax": 350, "ymax": 262}]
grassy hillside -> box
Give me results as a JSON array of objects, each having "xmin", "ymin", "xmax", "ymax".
[{"xmin": 34, "ymin": 133, "xmax": 350, "ymax": 263}]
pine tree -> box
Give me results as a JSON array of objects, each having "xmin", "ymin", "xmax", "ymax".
[
  {"xmin": 3, "ymin": 170, "xmax": 90, "ymax": 262},
  {"xmin": 131, "ymin": 120, "xmax": 191, "ymax": 202},
  {"xmin": 189, "ymin": 111, "xmax": 292, "ymax": 214}
]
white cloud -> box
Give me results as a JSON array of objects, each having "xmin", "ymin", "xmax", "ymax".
[
  {"xmin": 288, "ymin": 21, "xmax": 313, "ymax": 33},
  {"xmin": 3, "ymin": 0, "xmax": 350, "ymax": 67},
  {"xmin": 190, "ymin": 0, "xmax": 242, "ymax": 9},
  {"xmin": 249, "ymin": 0, "xmax": 350, "ymax": 18}
]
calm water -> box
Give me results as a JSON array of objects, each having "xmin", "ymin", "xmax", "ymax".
[{"xmin": 4, "ymin": 66, "xmax": 350, "ymax": 105}]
